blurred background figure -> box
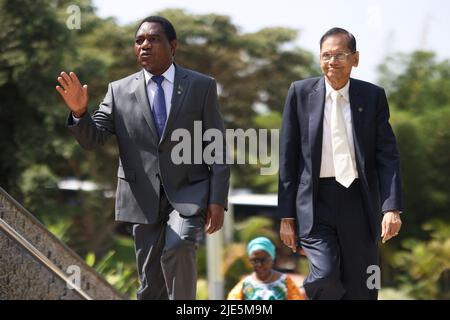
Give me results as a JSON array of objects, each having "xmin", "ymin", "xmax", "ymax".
[{"xmin": 227, "ymin": 237, "xmax": 305, "ymax": 300}]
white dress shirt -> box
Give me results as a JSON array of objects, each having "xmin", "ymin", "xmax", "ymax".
[
  {"xmin": 72, "ymin": 64, "xmax": 175, "ymax": 122},
  {"xmin": 143, "ymin": 63, "xmax": 175, "ymax": 117},
  {"xmin": 319, "ymin": 80, "xmax": 358, "ymax": 178}
]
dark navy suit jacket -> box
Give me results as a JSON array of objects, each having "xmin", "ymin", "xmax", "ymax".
[{"xmin": 278, "ymin": 77, "xmax": 402, "ymax": 242}]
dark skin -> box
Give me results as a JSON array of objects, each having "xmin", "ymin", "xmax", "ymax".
[
  {"xmin": 134, "ymin": 22, "xmax": 176, "ymax": 75},
  {"xmin": 56, "ymin": 22, "xmax": 225, "ymax": 234},
  {"xmin": 249, "ymin": 250, "xmax": 281, "ymax": 283}
]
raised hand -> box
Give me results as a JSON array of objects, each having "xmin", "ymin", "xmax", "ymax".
[{"xmin": 56, "ymin": 71, "xmax": 89, "ymax": 117}]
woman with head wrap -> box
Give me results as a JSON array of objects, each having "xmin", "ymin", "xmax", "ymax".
[{"xmin": 227, "ymin": 237, "xmax": 305, "ymax": 300}]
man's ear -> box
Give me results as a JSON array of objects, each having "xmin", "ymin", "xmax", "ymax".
[
  {"xmin": 170, "ymin": 40, "xmax": 177, "ymax": 57},
  {"xmin": 353, "ymin": 51, "xmax": 359, "ymax": 67}
]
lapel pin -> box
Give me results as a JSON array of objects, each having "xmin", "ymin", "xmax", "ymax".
[
  {"xmin": 358, "ymin": 107, "xmax": 363, "ymax": 112},
  {"xmin": 177, "ymin": 85, "xmax": 183, "ymax": 95}
]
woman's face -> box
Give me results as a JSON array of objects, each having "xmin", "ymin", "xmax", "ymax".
[{"xmin": 249, "ymin": 250, "xmax": 273, "ymax": 280}]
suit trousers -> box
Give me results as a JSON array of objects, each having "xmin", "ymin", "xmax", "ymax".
[
  {"xmin": 300, "ymin": 178, "xmax": 379, "ymax": 300},
  {"xmin": 132, "ymin": 186, "xmax": 205, "ymax": 300}
]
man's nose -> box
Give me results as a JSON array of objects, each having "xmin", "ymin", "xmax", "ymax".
[
  {"xmin": 328, "ymin": 56, "xmax": 339, "ymax": 65},
  {"xmin": 141, "ymin": 38, "xmax": 151, "ymax": 49}
]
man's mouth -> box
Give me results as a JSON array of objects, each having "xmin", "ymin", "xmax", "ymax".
[{"xmin": 141, "ymin": 52, "xmax": 152, "ymax": 57}]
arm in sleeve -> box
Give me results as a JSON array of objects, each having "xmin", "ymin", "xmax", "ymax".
[
  {"xmin": 277, "ymin": 83, "xmax": 301, "ymax": 219},
  {"xmin": 67, "ymin": 83, "xmax": 115, "ymax": 150},
  {"xmin": 202, "ymin": 78, "xmax": 231, "ymax": 209},
  {"xmin": 375, "ymin": 88, "xmax": 403, "ymax": 213}
]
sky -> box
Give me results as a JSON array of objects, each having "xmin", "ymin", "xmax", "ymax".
[{"xmin": 92, "ymin": 0, "xmax": 450, "ymax": 84}]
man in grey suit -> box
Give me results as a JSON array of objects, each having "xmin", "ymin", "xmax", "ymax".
[
  {"xmin": 278, "ymin": 28, "xmax": 403, "ymax": 299},
  {"xmin": 56, "ymin": 16, "xmax": 230, "ymax": 300}
]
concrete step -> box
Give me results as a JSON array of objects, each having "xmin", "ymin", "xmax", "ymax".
[{"xmin": 0, "ymin": 186, "xmax": 125, "ymax": 300}]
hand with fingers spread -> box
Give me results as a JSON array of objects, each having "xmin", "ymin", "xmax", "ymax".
[
  {"xmin": 280, "ymin": 218, "xmax": 298, "ymax": 253},
  {"xmin": 381, "ymin": 211, "xmax": 402, "ymax": 243},
  {"xmin": 56, "ymin": 71, "xmax": 89, "ymax": 118},
  {"xmin": 205, "ymin": 204, "xmax": 225, "ymax": 234}
]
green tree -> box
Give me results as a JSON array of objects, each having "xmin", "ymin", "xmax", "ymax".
[
  {"xmin": 391, "ymin": 112, "xmax": 434, "ymax": 239},
  {"xmin": 378, "ymin": 51, "xmax": 450, "ymax": 297},
  {"xmin": 392, "ymin": 220, "xmax": 450, "ymax": 299},
  {"xmin": 378, "ymin": 51, "xmax": 450, "ymax": 237},
  {"xmin": 378, "ymin": 51, "xmax": 450, "ymax": 113},
  {"xmin": 419, "ymin": 107, "xmax": 450, "ymax": 218},
  {"xmin": 0, "ymin": 0, "xmax": 72, "ymax": 195},
  {"xmin": 0, "ymin": 0, "xmax": 133, "ymax": 257}
]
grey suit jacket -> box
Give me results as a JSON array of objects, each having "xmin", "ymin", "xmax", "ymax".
[
  {"xmin": 68, "ymin": 64, "xmax": 230, "ymax": 224},
  {"xmin": 278, "ymin": 77, "xmax": 402, "ymax": 242}
]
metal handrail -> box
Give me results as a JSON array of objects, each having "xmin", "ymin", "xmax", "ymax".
[{"xmin": 0, "ymin": 217, "xmax": 93, "ymax": 300}]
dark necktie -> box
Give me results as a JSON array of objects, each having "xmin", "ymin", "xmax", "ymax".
[{"xmin": 151, "ymin": 75, "xmax": 167, "ymax": 139}]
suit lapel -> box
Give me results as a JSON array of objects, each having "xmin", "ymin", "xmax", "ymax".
[
  {"xmin": 308, "ymin": 77, "xmax": 326, "ymax": 181},
  {"xmin": 133, "ymin": 70, "xmax": 159, "ymax": 142},
  {"xmin": 349, "ymin": 78, "xmax": 366, "ymax": 173},
  {"xmin": 160, "ymin": 64, "xmax": 190, "ymax": 142}
]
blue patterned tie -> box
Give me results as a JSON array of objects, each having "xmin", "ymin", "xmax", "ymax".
[{"xmin": 151, "ymin": 75, "xmax": 167, "ymax": 139}]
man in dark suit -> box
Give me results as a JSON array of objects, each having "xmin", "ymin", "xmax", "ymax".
[
  {"xmin": 56, "ymin": 16, "xmax": 230, "ymax": 300},
  {"xmin": 278, "ymin": 27, "xmax": 402, "ymax": 299}
]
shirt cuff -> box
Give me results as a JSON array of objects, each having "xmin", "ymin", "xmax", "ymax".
[
  {"xmin": 382, "ymin": 209, "xmax": 402, "ymax": 214},
  {"xmin": 72, "ymin": 113, "xmax": 81, "ymax": 123}
]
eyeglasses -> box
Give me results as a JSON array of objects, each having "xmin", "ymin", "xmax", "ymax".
[
  {"xmin": 249, "ymin": 257, "xmax": 271, "ymax": 265},
  {"xmin": 321, "ymin": 51, "xmax": 354, "ymax": 62}
]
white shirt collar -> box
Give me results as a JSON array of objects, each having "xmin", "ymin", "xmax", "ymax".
[
  {"xmin": 143, "ymin": 63, "xmax": 175, "ymax": 86},
  {"xmin": 325, "ymin": 78, "xmax": 350, "ymax": 102}
]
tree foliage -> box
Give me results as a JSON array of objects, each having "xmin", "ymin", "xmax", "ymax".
[
  {"xmin": 1, "ymin": 0, "xmax": 449, "ymax": 298},
  {"xmin": 378, "ymin": 51, "xmax": 450, "ymax": 298}
]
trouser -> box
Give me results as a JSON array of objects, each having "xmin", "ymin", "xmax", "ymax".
[
  {"xmin": 132, "ymin": 187, "xmax": 205, "ymax": 300},
  {"xmin": 300, "ymin": 178, "xmax": 379, "ymax": 300}
]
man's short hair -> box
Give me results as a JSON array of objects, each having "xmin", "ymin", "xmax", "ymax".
[
  {"xmin": 320, "ymin": 27, "xmax": 356, "ymax": 52},
  {"xmin": 135, "ymin": 16, "xmax": 177, "ymax": 42}
]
